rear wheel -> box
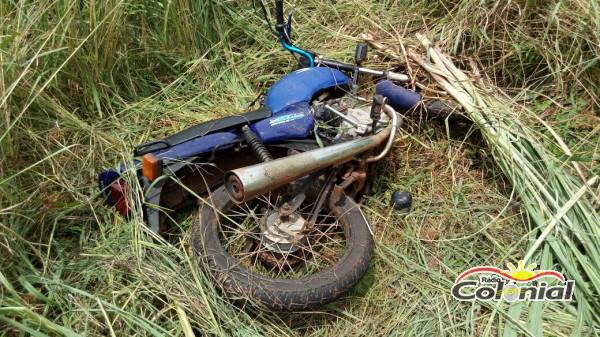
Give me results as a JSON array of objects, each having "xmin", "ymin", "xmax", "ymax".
[{"xmin": 192, "ymin": 177, "xmax": 374, "ymax": 311}]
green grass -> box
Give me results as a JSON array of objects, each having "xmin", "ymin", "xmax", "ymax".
[{"xmin": 1, "ymin": 0, "xmax": 599, "ymax": 336}]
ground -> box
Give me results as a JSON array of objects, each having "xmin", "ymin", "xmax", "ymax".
[{"xmin": 1, "ymin": 1, "xmax": 599, "ymax": 336}]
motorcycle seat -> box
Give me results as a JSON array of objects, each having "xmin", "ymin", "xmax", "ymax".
[{"xmin": 134, "ymin": 106, "xmax": 272, "ymax": 156}]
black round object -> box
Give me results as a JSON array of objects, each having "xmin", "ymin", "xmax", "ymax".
[
  {"xmin": 391, "ymin": 190, "xmax": 412, "ymax": 211},
  {"xmin": 192, "ymin": 185, "xmax": 374, "ymax": 311}
]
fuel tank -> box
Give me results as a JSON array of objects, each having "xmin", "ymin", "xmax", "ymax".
[{"xmin": 265, "ymin": 67, "xmax": 349, "ymax": 113}]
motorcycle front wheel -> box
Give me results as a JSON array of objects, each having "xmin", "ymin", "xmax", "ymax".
[{"xmin": 192, "ymin": 180, "xmax": 374, "ymax": 311}]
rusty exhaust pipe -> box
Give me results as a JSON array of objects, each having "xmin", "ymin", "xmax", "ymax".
[{"xmin": 225, "ymin": 105, "xmax": 398, "ymax": 203}]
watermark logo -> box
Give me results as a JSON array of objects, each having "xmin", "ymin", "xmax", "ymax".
[{"xmin": 452, "ymin": 260, "xmax": 574, "ymax": 302}]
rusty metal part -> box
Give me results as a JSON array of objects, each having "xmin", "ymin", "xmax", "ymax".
[
  {"xmin": 257, "ymin": 250, "xmax": 303, "ymax": 270},
  {"xmin": 328, "ymin": 184, "xmax": 346, "ymax": 210},
  {"xmin": 339, "ymin": 170, "xmax": 367, "ymax": 191},
  {"xmin": 279, "ymin": 192, "xmax": 306, "ymax": 216},
  {"xmin": 224, "ymin": 112, "xmax": 394, "ymax": 203},
  {"xmin": 308, "ymin": 172, "xmax": 336, "ymax": 224},
  {"xmin": 278, "ymin": 172, "xmax": 319, "ymax": 216},
  {"xmin": 323, "ymin": 104, "xmax": 361, "ymax": 128},
  {"xmin": 328, "ymin": 183, "xmax": 374, "ymax": 237}
]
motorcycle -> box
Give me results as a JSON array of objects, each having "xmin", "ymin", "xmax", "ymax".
[{"xmin": 98, "ymin": 0, "xmax": 435, "ymax": 311}]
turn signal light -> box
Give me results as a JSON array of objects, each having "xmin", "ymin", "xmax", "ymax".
[{"xmin": 142, "ymin": 153, "xmax": 162, "ymax": 181}]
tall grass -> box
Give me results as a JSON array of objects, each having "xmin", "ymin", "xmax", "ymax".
[
  {"xmin": 1, "ymin": 0, "xmax": 598, "ymax": 336},
  {"xmin": 0, "ymin": 1, "xmax": 285, "ymax": 335},
  {"xmin": 409, "ymin": 35, "xmax": 599, "ymax": 334}
]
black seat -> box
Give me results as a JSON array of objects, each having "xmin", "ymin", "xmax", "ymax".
[{"xmin": 134, "ymin": 106, "xmax": 272, "ymax": 155}]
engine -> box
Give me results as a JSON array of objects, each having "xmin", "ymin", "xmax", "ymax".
[{"xmin": 312, "ymin": 96, "xmax": 389, "ymax": 141}]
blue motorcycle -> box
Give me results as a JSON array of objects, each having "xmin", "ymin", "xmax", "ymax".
[{"xmin": 99, "ymin": 1, "xmax": 432, "ymax": 310}]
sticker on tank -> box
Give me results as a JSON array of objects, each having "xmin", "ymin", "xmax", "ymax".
[{"xmin": 269, "ymin": 112, "xmax": 305, "ymax": 126}]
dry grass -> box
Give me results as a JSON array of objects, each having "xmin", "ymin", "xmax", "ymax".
[{"xmin": 1, "ymin": 0, "xmax": 599, "ymax": 336}]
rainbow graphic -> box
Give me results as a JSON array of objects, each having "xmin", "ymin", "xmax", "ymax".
[{"xmin": 456, "ymin": 260, "xmax": 565, "ymax": 283}]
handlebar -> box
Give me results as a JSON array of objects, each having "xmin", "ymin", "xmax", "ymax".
[
  {"xmin": 270, "ymin": 1, "xmax": 408, "ymax": 82},
  {"xmin": 315, "ymin": 57, "xmax": 409, "ymax": 82},
  {"xmin": 275, "ymin": 0, "xmax": 285, "ymax": 34}
]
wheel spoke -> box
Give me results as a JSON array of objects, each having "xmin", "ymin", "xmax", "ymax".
[{"xmin": 217, "ymin": 183, "xmax": 347, "ymax": 280}]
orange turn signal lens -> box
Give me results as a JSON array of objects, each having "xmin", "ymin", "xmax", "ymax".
[{"xmin": 142, "ymin": 153, "xmax": 162, "ymax": 181}]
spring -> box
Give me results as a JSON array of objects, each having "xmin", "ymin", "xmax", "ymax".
[{"xmin": 241, "ymin": 126, "xmax": 272, "ymax": 162}]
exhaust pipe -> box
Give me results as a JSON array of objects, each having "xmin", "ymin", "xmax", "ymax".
[{"xmin": 225, "ymin": 106, "xmax": 398, "ymax": 203}]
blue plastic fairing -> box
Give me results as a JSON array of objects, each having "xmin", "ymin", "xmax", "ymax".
[
  {"xmin": 148, "ymin": 67, "xmax": 348, "ymax": 160},
  {"xmin": 102, "ymin": 67, "xmax": 348, "ymax": 165},
  {"xmin": 265, "ymin": 67, "xmax": 350, "ymax": 113},
  {"xmin": 251, "ymin": 102, "xmax": 314, "ymax": 142}
]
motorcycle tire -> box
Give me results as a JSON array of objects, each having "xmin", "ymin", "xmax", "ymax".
[{"xmin": 192, "ymin": 185, "xmax": 374, "ymax": 311}]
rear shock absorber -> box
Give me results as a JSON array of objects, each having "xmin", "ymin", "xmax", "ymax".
[{"xmin": 241, "ymin": 125, "xmax": 272, "ymax": 162}]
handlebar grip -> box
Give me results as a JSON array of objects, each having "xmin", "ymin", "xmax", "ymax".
[
  {"xmin": 386, "ymin": 71, "xmax": 410, "ymax": 82},
  {"xmin": 376, "ymin": 80, "xmax": 421, "ymax": 112},
  {"xmin": 317, "ymin": 58, "xmax": 356, "ymax": 72},
  {"xmin": 275, "ymin": 0, "xmax": 284, "ymax": 26}
]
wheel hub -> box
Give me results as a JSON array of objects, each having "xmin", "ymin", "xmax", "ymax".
[{"xmin": 259, "ymin": 210, "xmax": 307, "ymax": 254}]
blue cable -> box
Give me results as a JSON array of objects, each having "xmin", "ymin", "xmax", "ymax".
[{"xmin": 280, "ymin": 39, "xmax": 315, "ymax": 67}]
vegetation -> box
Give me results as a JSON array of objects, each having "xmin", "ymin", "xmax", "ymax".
[{"xmin": 1, "ymin": 0, "xmax": 598, "ymax": 336}]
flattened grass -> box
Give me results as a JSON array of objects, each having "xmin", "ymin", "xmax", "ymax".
[{"xmin": 1, "ymin": 0, "xmax": 598, "ymax": 336}]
